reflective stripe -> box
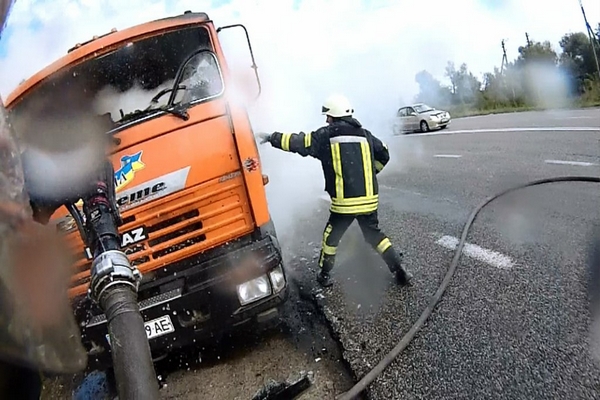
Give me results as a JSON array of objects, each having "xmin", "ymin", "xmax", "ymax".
[
  {"xmin": 330, "ymin": 202, "xmax": 378, "ymax": 214},
  {"xmin": 322, "ymin": 224, "xmax": 336, "ymax": 255},
  {"xmin": 319, "ymin": 224, "xmax": 335, "ymax": 267},
  {"xmin": 376, "ymin": 238, "xmax": 392, "ymax": 253},
  {"xmin": 330, "ymin": 135, "xmax": 367, "ymax": 144},
  {"xmin": 304, "ymin": 132, "xmax": 312, "ymax": 148},
  {"xmin": 323, "ymin": 243, "xmax": 337, "ymax": 256},
  {"xmin": 331, "ymin": 143, "xmax": 344, "ymax": 199},
  {"xmin": 375, "ymin": 160, "xmax": 385, "ymax": 172},
  {"xmin": 281, "ymin": 133, "xmax": 292, "ymax": 151},
  {"xmin": 331, "ymin": 195, "xmax": 378, "ymax": 206},
  {"xmin": 361, "ymin": 141, "xmax": 373, "ymax": 197}
]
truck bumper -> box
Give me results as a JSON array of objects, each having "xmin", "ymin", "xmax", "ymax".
[{"xmin": 78, "ymin": 234, "xmax": 288, "ymax": 371}]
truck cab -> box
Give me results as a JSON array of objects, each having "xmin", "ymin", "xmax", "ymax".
[{"xmin": 4, "ymin": 11, "xmax": 288, "ymax": 370}]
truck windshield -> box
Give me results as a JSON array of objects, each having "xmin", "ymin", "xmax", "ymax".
[{"xmin": 10, "ymin": 25, "xmax": 224, "ymax": 137}]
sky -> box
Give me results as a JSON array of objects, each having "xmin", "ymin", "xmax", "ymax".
[
  {"xmin": 0, "ymin": 0, "xmax": 597, "ymax": 129},
  {"xmin": 0, "ymin": 0, "xmax": 597, "ymax": 247}
]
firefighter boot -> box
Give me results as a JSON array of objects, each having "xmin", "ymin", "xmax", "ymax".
[
  {"xmin": 317, "ymin": 254, "xmax": 335, "ymax": 288},
  {"xmin": 382, "ymin": 248, "xmax": 413, "ymax": 286}
]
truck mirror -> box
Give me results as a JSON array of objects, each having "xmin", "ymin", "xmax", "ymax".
[{"xmin": 216, "ymin": 24, "xmax": 262, "ymax": 101}]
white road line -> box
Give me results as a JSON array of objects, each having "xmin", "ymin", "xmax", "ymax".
[
  {"xmin": 553, "ymin": 116, "xmax": 597, "ymax": 119},
  {"xmin": 403, "ymin": 126, "xmax": 600, "ymax": 137},
  {"xmin": 436, "ymin": 235, "xmax": 515, "ymax": 270},
  {"xmin": 434, "ymin": 154, "xmax": 462, "ymax": 158},
  {"xmin": 545, "ymin": 159, "xmax": 597, "ymax": 167}
]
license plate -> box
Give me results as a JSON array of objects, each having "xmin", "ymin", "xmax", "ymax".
[
  {"xmin": 105, "ymin": 315, "xmax": 175, "ymax": 345},
  {"xmin": 144, "ymin": 315, "xmax": 175, "ymax": 339}
]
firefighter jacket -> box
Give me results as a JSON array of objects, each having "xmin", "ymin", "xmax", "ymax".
[{"xmin": 268, "ymin": 117, "xmax": 390, "ymax": 215}]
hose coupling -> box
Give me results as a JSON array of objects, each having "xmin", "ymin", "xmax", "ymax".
[{"xmin": 88, "ymin": 250, "xmax": 142, "ymax": 304}]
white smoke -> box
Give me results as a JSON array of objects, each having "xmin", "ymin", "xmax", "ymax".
[
  {"xmin": 0, "ymin": 0, "xmax": 597, "ymax": 239},
  {"xmin": 522, "ymin": 62, "xmax": 574, "ymax": 110},
  {"xmin": 92, "ymin": 81, "xmax": 174, "ymax": 122}
]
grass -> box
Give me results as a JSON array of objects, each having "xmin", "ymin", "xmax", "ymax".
[{"xmin": 445, "ymin": 98, "xmax": 600, "ymax": 119}]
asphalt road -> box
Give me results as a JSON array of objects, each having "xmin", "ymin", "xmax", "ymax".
[
  {"xmin": 41, "ymin": 107, "xmax": 599, "ymax": 400},
  {"xmin": 264, "ymin": 107, "xmax": 600, "ymax": 399}
]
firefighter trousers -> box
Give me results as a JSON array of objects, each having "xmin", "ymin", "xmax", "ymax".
[{"xmin": 317, "ymin": 211, "xmax": 403, "ymax": 275}]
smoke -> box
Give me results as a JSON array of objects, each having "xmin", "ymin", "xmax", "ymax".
[
  {"xmin": 92, "ymin": 80, "xmax": 174, "ymax": 121},
  {"xmin": 12, "ymin": 82, "xmax": 110, "ymax": 201},
  {"xmin": 522, "ymin": 62, "xmax": 574, "ymax": 109},
  {"xmin": 0, "ymin": 0, "xmax": 597, "ymax": 239}
]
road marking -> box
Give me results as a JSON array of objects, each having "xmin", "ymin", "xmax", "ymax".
[
  {"xmin": 545, "ymin": 159, "xmax": 597, "ymax": 166},
  {"xmin": 403, "ymin": 126, "xmax": 600, "ymax": 137},
  {"xmin": 434, "ymin": 154, "xmax": 462, "ymax": 158},
  {"xmin": 436, "ymin": 235, "xmax": 515, "ymax": 270},
  {"xmin": 553, "ymin": 116, "xmax": 597, "ymax": 119}
]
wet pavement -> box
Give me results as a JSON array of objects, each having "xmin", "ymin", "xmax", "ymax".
[
  {"xmin": 41, "ymin": 108, "xmax": 600, "ymax": 399},
  {"xmin": 266, "ymin": 107, "xmax": 600, "ymax": 399}
]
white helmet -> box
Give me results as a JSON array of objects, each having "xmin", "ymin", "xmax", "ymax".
[{"xmin": 321, "ymin": 94, "xmax": 354, "ymax": 118}]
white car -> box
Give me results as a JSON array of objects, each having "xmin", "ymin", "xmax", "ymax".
[{"xmin": 393, "ymin": 103, "xmax": 451, "ymax": 134}]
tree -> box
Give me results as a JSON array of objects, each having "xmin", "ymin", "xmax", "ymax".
[
  {"xmin": 414, "ymin": 70, "xmax": 451, "ymax": 106},
  {"xmin": 444, "ymin": 62, "xmax": 481, "ymax": 105},
  {"xmin": 559, "ymin": 32, "xmax": 599, "ymax": 92},
  {"xmin": 412, "ymin": 28, "xmax": 599, "ymax": 112},
  {"xmin": 516, "ymin": 40, "xmax": 558, "ymax": 66},
  {"xmin": 444, "ymin": 62, "xmax": 458, "ymax": 95},
  {"xmin": 479, "ymin": 64, "xmax": 525, "ymax": 108}
]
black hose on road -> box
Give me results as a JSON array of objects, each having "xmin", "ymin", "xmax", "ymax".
[{"xmin": 336, "ymin": 176, "xmax": 600, "ymax": 400}]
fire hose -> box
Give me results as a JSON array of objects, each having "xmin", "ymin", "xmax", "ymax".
[
  {"xmin": 69, "ymin": 161, "xmax": 159, "ymax": 400},
  {"xmin": 336, "ymin": 175, "xmax": 600, "ymax": 400}
]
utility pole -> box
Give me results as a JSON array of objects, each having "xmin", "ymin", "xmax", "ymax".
[
  {"xmin": 579, "ymin": 0, "xmax": 600, "ymax": 80},
  {"xmin": 501, "ymin": 39, "xmax": 509, "ymax": 74},
  {"xmin": 525, "ymin": 32, "xmax": 531, "ymax": 47},
  {"xmin": 500, "ymin": 39, "xmax": 516, "ymax": 103},
  {"xmin": 500, "ymin": 39, "xmax": 508, "ymax": 73}
]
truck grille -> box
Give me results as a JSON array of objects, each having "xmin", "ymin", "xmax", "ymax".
[{"xmin": 67, "ymin": 174, "xmax": 254, "ymax": 298}]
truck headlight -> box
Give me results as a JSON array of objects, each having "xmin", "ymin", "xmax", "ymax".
[
  {"xmin": 269, "ymin": 265, "xmax": 286, "ymax": 293},
  {"xmin": 237, "ymin": 275, "xmax": 271, "ymax": 305}
]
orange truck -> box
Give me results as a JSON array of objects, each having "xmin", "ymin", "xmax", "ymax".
[{"xmin": 4, "ymin": 11, "xmax": 288, "ymax": 370}]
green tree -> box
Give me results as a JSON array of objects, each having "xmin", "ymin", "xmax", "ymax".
[
  {"xmin": 559, "ymin": 31, "xmax": 599, "ymax": 92},
  {"xmin": 480, "ymin": 64, "xmax": 525, "ymax": 108},
  {"xmin": 444, "ymin": 62, "xmax": 481, "ymax": 105},
  {"xmin": 445, "ymin": 61, "xmax": 458, "ymax": 96},
  {"xmin": 414, "ymin": 70, "xmax": 451, "ymax": 106},
  {"xmin": 413, "ymin": 28, "xmax": 600, "ymax": 114},
  {"xmin": 516, "ymin": 40, "xmax": 558, "ymax": 66}
]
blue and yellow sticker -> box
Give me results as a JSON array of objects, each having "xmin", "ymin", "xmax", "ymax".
[
  {"xmin": 64, "ymin": 150, "xmax": 147, "ymax": 226},
  {"xmin": 114, "ymin": 150, "xmax": 146, "ymax": 191},
  {"xmin": 71, "ymin": 150, "xmax": 147, "ymax": 209}
]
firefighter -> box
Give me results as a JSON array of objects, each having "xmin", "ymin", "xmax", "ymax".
[{"xmin": 258, "ymin": 94, "xmax": 413, "ymax": 288}]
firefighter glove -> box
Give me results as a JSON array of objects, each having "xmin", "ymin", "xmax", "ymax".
[{"xmin": 257, "ymin": 132, "xmax": 272, "ymax": 144}]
